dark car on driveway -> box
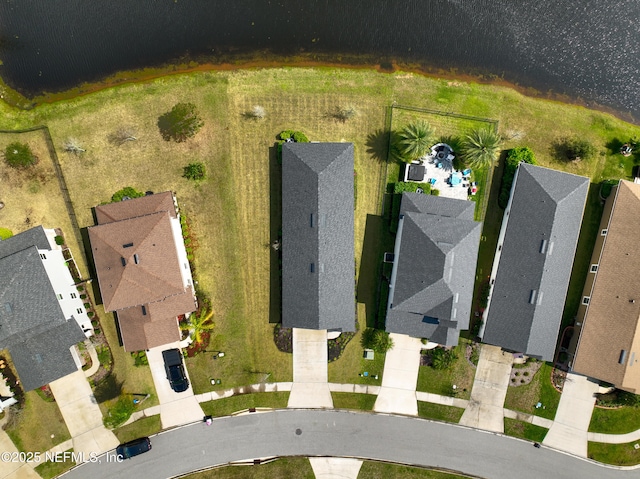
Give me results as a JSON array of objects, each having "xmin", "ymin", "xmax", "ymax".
[
  {"xmin": 162, "ymin": 348, "xmax": 189, "ymax": 392},
  {"xmin": 116, "ymin": 437, "xmax": 152, "ymax": 459}
]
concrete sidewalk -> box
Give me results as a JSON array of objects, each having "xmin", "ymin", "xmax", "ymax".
[
  {"xmin": 288, "ymin": 329, "xmax": 333, "ymax": 408},
  {"xmin": 543, "ymin": 372, "xmax": 599, "ymax": 456},
  {"xmin": 460, "ymin": 345, "xmax": 512, "ymax": 432},
  {"xmin": 309, "ymin": 457, "xmax": 363, "ymax": 479},
  {"xmin": 374, "ymin": 334, "xmax": 421, "ymax": 416},
  {"xmin": 0, "ymin": 429, "xmax": 41, "ymax": 479}
]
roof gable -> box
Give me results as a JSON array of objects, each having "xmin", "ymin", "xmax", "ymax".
[
  {"xmin": 281, "ymin": 142, "xmax": 355, "ymax": 331},
  {"xmin": 483, "ymin": 164, "xmax": 589, "ymax": 360},
  {"xmin": 95, "ymin": 191, "xmax": 176, "ymax": 224},
  {"xmin": 89, "ymin": 211, "xmax": 185, "ymax": 311}
]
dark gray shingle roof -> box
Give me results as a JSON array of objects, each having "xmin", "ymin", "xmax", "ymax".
[
  {"xmin": 281, "ymin": 143, "xmax": 355, "ymax": 331},
  {"xmin": 386, "ymin": 194, "xmax": 481, "ymax": 345},
  {"xmin": 483, "ymin": 163, "xmax": 589, "ymax": 360},
  {"xmin": 0, "ymin": 227, "xmax": 85, "ymax": 390}
]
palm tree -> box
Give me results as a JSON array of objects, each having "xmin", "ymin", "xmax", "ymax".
[
  {"xmin": 461, "ymin": 128, "xmax": 502, "ymax": 169},
  {"xmin": 397, "ymin": 120, "xmax": 435, "ymax": 162},
  {"xmin": 187, "ymin": 307, "xmax": 215, "ymax": 345}
]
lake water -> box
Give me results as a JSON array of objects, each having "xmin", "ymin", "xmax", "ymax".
[{"xmin": 1, "ymin": 0, "xmax": 639, "ymax": 119}]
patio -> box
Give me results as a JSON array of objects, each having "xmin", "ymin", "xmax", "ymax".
[{"xmin": 403, "ymin": 156, "xmax": 475, "ymax": 201}]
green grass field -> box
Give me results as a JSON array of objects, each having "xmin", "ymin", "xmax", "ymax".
[
  {"xmin": 416, "ymin": 340, "xmax": 476, "ymax": 400},
  {"xmin": 588, "ymin": 441, "xmax": 640, "ymax": 466},
  {"xmin": 113, "ymin": 415, "xmax": 162, "ymax": 443},
  {"xmin": 503, "ymin": 364, "xmax": 560, "ymax": 420},
  {"xmin": 331, "ymin": 392, "xmax": 377, "ymax": 410},
  {"xmin": 417, "ymin": 402, "xmax": 465, "ymax": 423},
  {"xmin": 503, "ymin": 418, "xmax": 548, "ymax": 443},
  {"xmin": 200, "ymin": 392, "xmax": 290, "ymax": 417},
  {"xmin": 589, "ymin": 406, "xmax": 640, "ymax": 434}
]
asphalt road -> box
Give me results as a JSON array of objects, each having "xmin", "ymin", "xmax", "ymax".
[{"xmin": 61, "ymin": 410, "xmax": 637, "ymax": 479}]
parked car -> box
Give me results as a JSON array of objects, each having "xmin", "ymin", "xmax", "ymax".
[
  {"xmin": 116, "ymin": 437, "xmax": 152, "ymax": 459},
  {"xmin": 162, "ymin": 348, "xmax": 189, "ymax": 392}
]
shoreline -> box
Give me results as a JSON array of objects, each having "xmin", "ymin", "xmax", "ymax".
[{"xmin": 0, "ymin": 52, "xmax": 636, "ymax": 124}]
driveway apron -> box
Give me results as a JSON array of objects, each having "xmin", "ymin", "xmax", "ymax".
[
  {"xmin": 373, "ymin": 333, "xmax": 421, "ymax": 416},
  {"xmin": 543, "ymin": 372, "xmax": 599, "ymax": 457},
  {"xmin": 49, "ymin": 370, "xmax": 119, "ymax": 456},
  {"xmin": 459, "ymin": 345, "xmax": 512, "ymax": 432},
  {"xmin": 288, "ymin": 329, "xmax": 333, "ymax": 408},
  {"xmin": 146, "ymin": 343, "xmax": 205, "ymax": 429}
]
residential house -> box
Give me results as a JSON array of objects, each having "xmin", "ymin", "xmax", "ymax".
[
  {"xmin": 571, "ymin": 180, "xmax": 640, "ymax": 392},
  {"xmin": 0, "ymin": 226, "xmax": 89, "ymax": 391},
  {"xmin": 482, "ymin": 163, "xmax": 589, "ymax": 361},
  {"xmin": 281, "ymin": 142, "xmax": 355, "ymax": 332},
  {"xmin": 385, "ymin": 193, "xmax": 481, "ymax": 345},
  {"xmin": 88, "ymin": 192, "xmax": 196, "ymax": 351}
]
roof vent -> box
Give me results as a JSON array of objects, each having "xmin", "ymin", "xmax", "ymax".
[
  {"xmin": 630, "ymin": 299, "xmax": 636, "ymax": 304},
  {"xmin": 134, "ymin": 254, "xmax": 140, "ymax": 264},
  {"xmin": 120, "ymin": 257, "xmax": 126, "ymax": 267},
  {"xmin": 4, "ymin": 303, "xmax": 12, "ymax": 313},
  {"xmin": 123, "ymin": 242, "xmax": 134, "ymax": 248},
  {"xmin": 142, "ymin": 305, "xmax": 147, "ymax": 316},
  {"xmin": 34, "ymin": 353, "xmax": 43, "ymax": 363}
]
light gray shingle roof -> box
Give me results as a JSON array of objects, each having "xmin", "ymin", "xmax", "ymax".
[
  {"xmin": 483, "ymin": 163, "xmax": 589, "ymax": 360},
  {"xmin": 281, "ymin": 143, "xmax": 355, "ymax": 331},
  {"xmin": 0, "ymin": 227, "xmax": 85, "ymax": 390},
  {"xmin": 386, "ymin": 194, "xmax": 481, "ymax": 345}
]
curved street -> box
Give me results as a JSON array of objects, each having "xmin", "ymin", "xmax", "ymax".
[{"xmin": 61, "ymin": 409, "xmax": 638, "ymax": 479}]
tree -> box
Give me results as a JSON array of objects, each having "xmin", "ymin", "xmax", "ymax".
[
  {"xmin": 158, "ymin": 102, "xmax": 204, "ymax": 142},
  {"xmin": 461, "ymin": 128, "xmax": 502, "ymax": 169},
  {"xmin": 562, "ymin": 136, "xmax": 596, "ymax": 161},
  {"xmin": 397, "ymin": 120, "xmax": 435, "ymax": 162},
  {"xmin": 429, "ymin": 347, "xmax": 458, "ymax": 370},
  {"xmin": 4, "ymin": 142, "xmax": 37, "ymax": 168},
  {"xmin": 187, "ymin": 307, "xmax": 215, "ymax": 346},
  {"xmin": 361, "ymin": 328, "xmax": 394, "ymax": 354},
  {"xmin": 109, "ymin": 127, "xmax": 137, "ymax": 146},
  {"xmin": 183, "ymin": 162, "xmax": 206, "ymax": 181},
  {"xmin": 499, "ymin": 147, "xmax": 536, "ymax": 208},
  {"xmin": 63, "ymin": 138, "xmax": 86, "ymax": 155}
]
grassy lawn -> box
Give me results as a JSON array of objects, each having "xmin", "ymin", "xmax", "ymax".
[
  {"xmin": 504, "ymin": 363, "xmax": 560, "ymax": 420},
  {"xmin": 588, "ymin": 441, "xmax": 640, "ymax": 466},
  {"xmin": 589, "ymin": 406, "xmax": 640, "ymax": 434},
  {"xmin": 183, "ymin": 457, "xmax": 314, "ymax": 479},
  {"xmin": 416, "ymin": 340, "xmax": 476, "ymax": 400},
  {"xmin": 417, "ymin": 402, "xmax": 464, "ymax": 423},
  {"xmin": 181, "ymin": 457, "xmax": 469, "ymax": 479},
  {"xmin": 34, "ymin": 449, "xmax": 75, "ymax": 479},
  {"xmin": 200, "ymin": 392, "xmax": 290, "ymax": 417},
  {"xmin": 113, "ymin": 415, "xmax": 162, "ymax": 443},
  {"xmin": 3, "ymin": 390, "xmax": 71, "ymax": 452},
  {"xmin": 503, "ymin": 418, "xmax": 548, "ymax": 443},
  {"xmin": 331, "ymin": 392, "xmax": 377, "ymax": 411}
]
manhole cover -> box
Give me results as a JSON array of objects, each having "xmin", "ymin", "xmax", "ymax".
[{"xmin": 295, "ymin": 428, "xmax": 302, "ymax": 436}]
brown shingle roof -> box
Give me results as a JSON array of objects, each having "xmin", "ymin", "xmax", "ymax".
[
  {"xmin": 573, "ymin": 181, "xmax": 640, "ymax": 392},
  {"xmin": 95, "ymin": 191, "xmax": 176, "ymax": 224},
  {"xmin": 89, "ymin": 211, "xmax": 185, "ymax": 311}
]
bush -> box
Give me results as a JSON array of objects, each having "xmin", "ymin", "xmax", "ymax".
[
  {"xmin": 4, "ymin": 142, "xmax": 37, "ymax": 168},
  {"xmin": 0, "ymin": 228, "xmax": 13, "ymax": 240},
  {"xmin": 87, "ymin": 311, "xmax": 94, "ymax": 318},
  {"xmin": 111, "ymin": 187, "xmax": 144, "ymax": 203},
  {"xmin": 596, "ymin": 389, "xmax": 640, "ymax": 407},
  {"xmin": 499, "ymin": 147, "xmax": 536, "ymax": 208},
  {"xmin": 54, "ymin": 235, "xmax": 65, "ymax": 246},
  {"xmin": 279, "ymin": 130, "xmax": 309, "ymax": 143},
  {"xmin": 158, "ymin": 102, "xmax": 204, "ymax": 142},
  {"xmin": 430, "ymin": 347, "xmax": 458, "ymax": 370},
  {"xmin": 131, "ymin": 351, "xmax": 149, "ymax": 367},
  {"xmin": 183, "ymin": 162, "xmax": 206, "ymax": 181},
  {"xmin": 393, "ymin": 182, "xmax": 430, "ymax": 194},
  {"xmin": 431, "ymin": 189, "xmax": 440, "ymax": 196},
  {"xmin": 555, "ymin": 136, "xmax": 597, "ymax": 162},
  {"xmin": 361, "ymin": 328, "xmax": 394, "ymax": 354},
  {"xmin": 600, "ymin": 179, "xmax": 617, "ymax": 199}
]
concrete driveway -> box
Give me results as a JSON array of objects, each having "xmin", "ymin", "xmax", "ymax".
[
  {"xmin": 459, "ymin": 344, "xmax": 513, "ymax": 432},
  {"xmin": 288, "ymin": 328, "xmax": 332, "ymax": 408},
  {"xmin": 49, "ymin": 370, "xmax": 119, "ymax": 456},
  {"xmin": 309, "ymin": 457, "xmax": 363, "ymax": 479},
  {"xmin": 543, "ymin": 372, "xmax": 599, "ymax": 456},
  {"xmin": 146, "ymin": 343, "xmax": 204, "ymax": 429},
  {"xmin": 373, "ymin": 333, "xmax": 421, "ymax": 416}
]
